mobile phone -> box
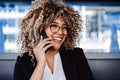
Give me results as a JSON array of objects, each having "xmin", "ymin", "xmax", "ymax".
[
  {"xmin": 41, "ymin": 31, "xmax": 48, "ymax": 39},
  {"xmin": 41, "ymin": 31, "xmax": 52, "ymax": 53}
]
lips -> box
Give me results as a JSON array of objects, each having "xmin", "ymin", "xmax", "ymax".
[
  {"xmin": 52, "ymin": 37, "xmax": 63, "ymax": 42},
  {"xmin": 53, "ymin": 37, "xmax": 62, "ymax": 40}
]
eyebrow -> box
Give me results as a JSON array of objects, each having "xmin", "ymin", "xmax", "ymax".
[
  {"xmin": 51, "ymin": 22, "xmax": 68, "ymax": 26},
  {"xmin": 50, "ymin": 22, "xmax": 58, "ymax": 24}
]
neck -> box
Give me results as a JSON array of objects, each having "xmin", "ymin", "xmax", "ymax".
[{"xmin": 45, "ymin": 48, "xmax": 59, "ymax": 74}]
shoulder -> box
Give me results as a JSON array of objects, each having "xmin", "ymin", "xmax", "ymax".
[
  {"xmin": 61, "ymin": 47, "xmax": 85, "ymax": 59},
  {"xmin": 72, "ymin": 47, "xmax": 84, "ymax": 53},
  {"xmin": 69, "ymin": 47, "xmax": 84, "ymax": 56},
  {"xmin": 16, "ymin": 52, "xmax": 32, "ymax": 64},
  {"xmin": 60, "ymin": 47, "xmax": 84, "ymax": 55},
  {"xmin": 60, "ymin": 47, "xmax": 87, "ymax": 63},
  {"xmin": 69, "ymin": 47, "xmax": 87, "ymax": 61}
]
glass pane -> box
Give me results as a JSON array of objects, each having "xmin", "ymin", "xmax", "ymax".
[
  {"xmin": 0, "ymin": 3, "xmax": 30, "ymax": 53},
  {"xmin": 72, "ymin": 6, "xmax": 120, "ymax": 53},
  {"xmin": 0, "ymin": 2, "xmax": 120, "ymax": 53}
]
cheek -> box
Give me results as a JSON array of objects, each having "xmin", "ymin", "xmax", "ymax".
[
  {"xmin": 45, "ymin": 27, "xmax": 52, "ymax": 37},
  {"xmin": 64, "ymin": 34, "xmax": 67, "ymax": 40}
]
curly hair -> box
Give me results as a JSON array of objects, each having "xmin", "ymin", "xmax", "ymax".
[{"xmin": 18, "ymin": 0, "xmax": 83, "ymax": 65}]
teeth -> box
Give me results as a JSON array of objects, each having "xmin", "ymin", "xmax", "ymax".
[{"xmin": 53, "ymin": 37, "xmax": 62, "ymax": 41}]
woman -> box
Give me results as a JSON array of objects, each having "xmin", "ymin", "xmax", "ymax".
[{"xmin": 14, "ymin": 0, "xmax": 95, "ymax": 80}]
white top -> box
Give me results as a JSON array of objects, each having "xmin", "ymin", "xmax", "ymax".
[{"xmin": 43, "ymin": 52, "xmax": 66, "ymax": 80}]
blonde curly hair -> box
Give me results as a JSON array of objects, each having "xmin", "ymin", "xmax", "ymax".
[{"xmin": 18, "ymin": 0, "xmax": 83, "ymax": 65}]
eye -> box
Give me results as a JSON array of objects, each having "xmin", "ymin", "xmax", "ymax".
[
  {"xmin": 50, "ymin": 24, "xmax": 58, "ymax": 28},
  {"xmin": 62, "ymin": 25, "xmax": 68, "ymax": 30},
  {"xmin": 50, "ymin": 23, "xmax": 59, "ymax": 32}
]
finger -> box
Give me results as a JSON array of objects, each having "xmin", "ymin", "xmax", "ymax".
[
  {"xmin": 38, "ymin": 37, "xmax": 52, "ymax": 45},
  {"xmin": 38, "ymin": 41, "xmax": 53, "ymax": 49},
  {"xmin": 43, "ymin": 43, "xmax": 54, "ymax": 51},
  {"xmin": 42, "ymin": 38, "xmax": 53, "ymax": 42},
  {"xmin": 40, "ymin": 35, "xmax": 43, "ymax": 40},
  {"xmin": 36, "ymin": 39, "xmax": 53, "ymax": 49},
  {"xmin": 37, "ymin": 38, "xmax": 53, "ymax": 48}
]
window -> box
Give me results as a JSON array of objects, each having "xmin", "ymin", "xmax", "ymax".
[
  {"xmin": 0, "ymin": 2, "xmax": 30, "ymax": 53},
  {"xmin": 0, "ymin": 2, "xmax": 120, "ymax": 53},
  {"xmin": 72, "ymin": 5, "xmax": 120, "ymax": 53}
]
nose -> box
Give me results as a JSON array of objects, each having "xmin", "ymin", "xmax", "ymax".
[{"xmin": 58, "ymin": 27, "xmax": 64, "ymax": 34}]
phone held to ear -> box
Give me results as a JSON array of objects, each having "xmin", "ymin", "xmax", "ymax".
[
  {"xmin": 41, "ymin": 31, "xmax": 48, "ymax": 39},
  {"xmin": 41, "ymin": 31, "xmax": 52, "ymax": 53}
]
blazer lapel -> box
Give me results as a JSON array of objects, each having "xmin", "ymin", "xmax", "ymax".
[{"xmin": 59, "ymin": 49, "xmax": 78, "ymax": 80}]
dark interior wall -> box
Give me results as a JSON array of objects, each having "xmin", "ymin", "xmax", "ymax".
[
  {"xmin": 88, "ymin": 59, "xmax": 120, "ymax": 80},
  {"xmin": 0, "ymin": 60, "xmax": 16, "ymax": 80},
  {"xmin": 0, "ymin": 54, "xmax": 120, "ymax": 80}
]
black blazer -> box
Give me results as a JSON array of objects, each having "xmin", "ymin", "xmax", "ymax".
[{"xmin": 14, "ymin": 48, "xmax": 95, "ymax": 80}]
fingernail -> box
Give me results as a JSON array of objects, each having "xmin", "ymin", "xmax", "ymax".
[{"xmin": 40, "ymin": 35, "xmax": 43, "ymax": 40}]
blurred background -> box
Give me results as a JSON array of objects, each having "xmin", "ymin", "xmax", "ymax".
[
  {"xmin": 0, "ymin": 0, "xmax": 120, "ymax": 53},
  {"xmin": 0, "ymin": 0, "xmax": 120, "ymax": 80}
]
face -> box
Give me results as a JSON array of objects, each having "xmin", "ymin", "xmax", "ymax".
[{"xmin": 45, "ymin": 17, "xmax": 68, "ymax": 50}]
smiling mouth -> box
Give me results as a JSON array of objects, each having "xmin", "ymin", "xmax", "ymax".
[{"xmin": 53, "ymin": 37, "xmax": 62, "ymax": 42}]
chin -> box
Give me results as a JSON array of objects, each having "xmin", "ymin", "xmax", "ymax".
[{"xmin": 52, "ymin": 45, "xmax": 61, "ymax": 50}]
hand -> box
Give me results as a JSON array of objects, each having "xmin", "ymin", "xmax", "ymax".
[{"xmin": 33, "ymin": 36, "xmax": 54, "ymax": 65}]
